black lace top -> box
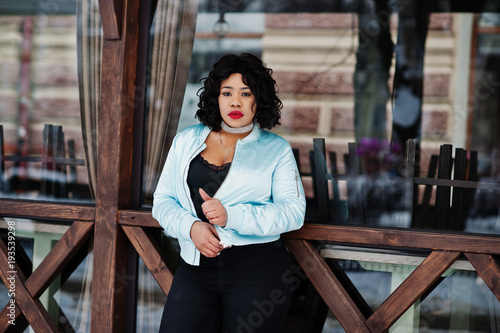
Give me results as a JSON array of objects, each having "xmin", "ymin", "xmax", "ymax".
[{"xmin": 187, "ymin": 154, "xmax": 231, "ymax": 222}]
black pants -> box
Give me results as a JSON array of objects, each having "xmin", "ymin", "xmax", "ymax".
[{"xmin": 159, "ymin": 239, "xmax": 293, "ymax": 333}]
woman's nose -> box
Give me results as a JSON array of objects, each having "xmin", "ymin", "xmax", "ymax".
[{"xmin": 231, "ymin": 96, "xmax": 241, "ymax": 107}]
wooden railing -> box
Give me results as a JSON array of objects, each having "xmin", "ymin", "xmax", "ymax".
[{"xmin": 0, "ymin": 124, "xmax": 91, "ymax": 200}]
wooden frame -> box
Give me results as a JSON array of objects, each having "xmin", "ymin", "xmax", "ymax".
[{"xmin": 91, "ymin": 0, "xmax": 141, "ymax": 331}]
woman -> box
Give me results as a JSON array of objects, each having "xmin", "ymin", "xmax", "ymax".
[{"xmin": 153, "ymin": 53, "xmax": 306, "ymax": 333}]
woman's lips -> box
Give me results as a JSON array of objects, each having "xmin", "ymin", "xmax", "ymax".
[{"xmin": 228, "ymin": 111, "xmax": 243, "ymax": 119}]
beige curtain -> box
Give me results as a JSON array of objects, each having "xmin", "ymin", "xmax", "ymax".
[
  {"xmin": 77, "ymin": 0, "xmax": 101, "ymax": 200},
  {"xmin": 143, "ymin": 0, "xmax": 199, "ymax": 204},
  {"xmin": 74, "ymin": 1, "xmax": 100, "ymax": 331}
]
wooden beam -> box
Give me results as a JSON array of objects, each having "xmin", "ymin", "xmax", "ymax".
[
  {"xmin": 0, "ymin": 221, "xmax": 93, "ymax": 331},
  {"xmin": 365, "ymin": 250, "xmax": 460, "ymax": 332},
  {"xmin": 0, "ymin": 200, "xmax": 95, "ymax": 221},
  {"xmin": 119, "ymin": 212, "xmax": 500, "ymax": 256},
  {"xmin": 91, "ymin": 0, "xmax": 141, "ymax": 331},
  {"xmin": 122, "ymin": 226, "xmax": 175, "ymax": 295},
  {"xmin": 465, "ymin": 253, "xmax": 500, "ymax": 302},
  {"xmin": 119, "ymin": 210, "xmax": 161, "ymax": 228},
  {"xmin": 98, "ymin": 0, "xmax": 122, "ymax": 40},
  {"xmin": 26, "ymin": 221, "xmax": 94, "ymax": 297},
  {"xmin": 284, "ymin": 239, "xmax": 370, "ymax": 333},
  {"xmin": 285, "ymin": 224, "xmax": 500, "ymax": 255}
]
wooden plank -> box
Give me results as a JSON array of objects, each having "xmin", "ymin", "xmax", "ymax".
[
  {"xmin": 284, "ymin": 224, "xmax": 500, "ymax": 255},
  {"xmin": 329, "ymin": 151, "xmax": 338, "ymax": 175},
  {"xmin": 91, "ymin": 0, "xmax": 141, "ymax": 331},
  {"xmin": 54, "ymin": 126, "xmax": 66, "ymax": 198},
  {"xmin": 451, "ymin": 148, "xmax": 467, "ymax": 231},
  {"xmin": 416, "ymin": 154, "xmax": 438, "ymax": 228},
  {"xmin": 40, "ymin": 124, "xmax": 54, "ymax": 197},
  {"xmin": 292, "ymin": 148, "xmax": 301, "ymax": 174},
  {"xmin": 0, "ymin": 239, "xmax": 58, "ymax": 332},
  {"xmin": 0, "ymin": 200, "xmax": 95, "ymax": 221},
  {"xmin": 284, "ymin": 239, "xmax": 370, "ymax": 333},
  {"xmin": 122, "ymin": 226, "xmax": 175, "ymax": 295},
  {"xmin": 366, "ymin": 250, "xmax": 460, "ymax": 332},
  {"xmin": 120, "ymin": 211, "xmax": 500, "ymax": 255},
  {"xmin": 404, "ymin": 139, "xmax": 418, "ymax": 224},
  {"xmin": 414, "ymin": 177, "xmax": 500, "ymax": 190},
  {"xmin": 435, "ymin": 144, "xmax": 452, "ymax": 229},
  {"xmin": 465, "ymin": 253, "xmax": 500, "ymax": 302},
  {"xmin": 312, "ymin": 138, "xmax": 329, "ymax": 221},
  {"xmin": 119, "ymin": 210, "xmax": 162, "ymax": 228},
  {"xmin": 321, "ymin": 248, "xmax": 474, "ymax": 271},
  {"xmin": 98, "ymin": 0, "xmax": 122, "ymax": 40}
]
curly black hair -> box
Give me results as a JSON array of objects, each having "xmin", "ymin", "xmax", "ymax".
[{"xmin": 196, "ymin": 53, "xmax": 282, "ymax": 131}]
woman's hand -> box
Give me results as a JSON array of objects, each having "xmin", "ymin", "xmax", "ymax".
[
  {"xmin": 199, "ymin": 188, "xmax": 228, "ymax": 228},
  {"xmin": 190, "ymin": 222, "xmax": 224, "ymax": 257}
]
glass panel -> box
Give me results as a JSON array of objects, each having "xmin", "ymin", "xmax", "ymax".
[
  {"xmin": 0, "ymin": 217, "xmax": 92, "ymax": 332},
  {"xmin": 144, "ymin": 8, "xmax": 500, "ymax": 234},
  {"xmin": 136, "ymin": 256, "xmax": 167, "ymax": 333},
  {"xmin": 416, "ymin": 270, "xmax": 499, "ymax": 332},
  {"xmin": 135, "ymin": 231, "xmax": 181, "ymax": 332},
  {"xmin": 467, "ymin": 14, "xmax": 500, "ymax": 235},
  {"xmin": 0, "ymin": 2, "xmax": 93, "ymax": 203}
]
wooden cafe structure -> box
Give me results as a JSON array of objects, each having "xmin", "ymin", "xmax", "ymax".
[{"xmin": 0, "ymin": 0, "xmax": 500, "ymax": 332}]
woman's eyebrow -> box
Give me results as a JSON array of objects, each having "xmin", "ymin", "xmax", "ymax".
[{"xmin": 220, "ymin": 86, "xmax": 251, "ymax": 90}]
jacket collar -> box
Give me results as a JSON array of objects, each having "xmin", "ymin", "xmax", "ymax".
[{"xmin": 240, "ymin": 123, "xmax": 261, "ymax": 142}]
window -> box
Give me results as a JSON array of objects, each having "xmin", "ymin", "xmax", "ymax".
[{"xmin": 0, "ymin": 1, "xmax": 93, "ymax": 203}]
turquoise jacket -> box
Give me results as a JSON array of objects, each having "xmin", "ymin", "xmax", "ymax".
[{"xmin": 152, "ymin": 123, "xmax": 306, "ymax": 266}]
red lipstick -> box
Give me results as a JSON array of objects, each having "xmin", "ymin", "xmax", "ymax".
[{"xmin": 228, "ymin": 111, "xmax": 243, "ymax": 119}]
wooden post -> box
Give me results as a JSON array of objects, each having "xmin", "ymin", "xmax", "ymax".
[{"xmin": 91, "ymin": 0, "xmax": 141, "ymax": 332}]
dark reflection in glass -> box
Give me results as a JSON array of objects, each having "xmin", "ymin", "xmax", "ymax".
[{"xmin": 0, "ymin": 10, "xmax": 93, "ymax": 203}]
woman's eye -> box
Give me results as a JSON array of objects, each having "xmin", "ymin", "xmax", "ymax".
[
  {"xmin": 221, "ymin": 92, "xmax": 231, "ymax": 96},
  {"xmin": 242, "ymin": 92, "xmax": 251, "ymax": 97}
]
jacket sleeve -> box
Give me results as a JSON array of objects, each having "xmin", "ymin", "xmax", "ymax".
[
  {"xmin": 223, "ymin": 145, "xmax": 306, "ymax": 236},
  {"xmin": 152, "ymin": 135, "xmax": 199, "ymax": 242}
]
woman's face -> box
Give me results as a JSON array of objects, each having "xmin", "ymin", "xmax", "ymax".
[{"xmin": 218, "ymin": 73, "xmax": 256, "ymax": 128}]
